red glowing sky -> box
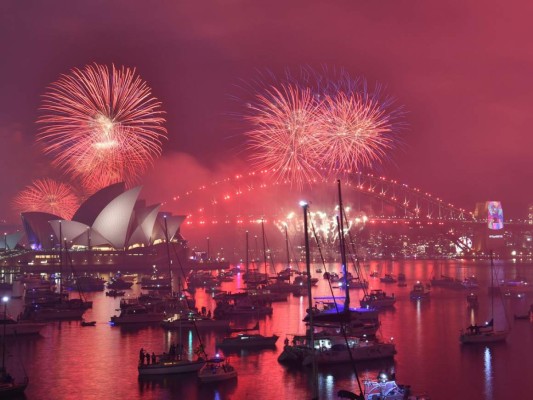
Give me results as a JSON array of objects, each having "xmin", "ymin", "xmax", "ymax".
[{"xmin": 1, "ymin": 1, "xmax": 533, "ymax": 223}]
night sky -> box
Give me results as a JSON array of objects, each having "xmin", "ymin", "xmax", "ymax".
[{"xmin": 2, "ymin": 0, "xmax": 533, "ymax": 225}]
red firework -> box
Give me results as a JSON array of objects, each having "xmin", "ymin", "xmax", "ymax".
[
  {"xmin": 315, "ymin": 90, "xmax": 401, "ymax": 173},
  {"xmin": 244, "ymin": 84, "xmax": 323, "ymax": 188},
  {"xmin": 37, "ymin": 64, "xmax": 167, "ymax": 192},
  {"xmin": 12, "ymin": 179, "xmax": 79, "ymax": 219}
]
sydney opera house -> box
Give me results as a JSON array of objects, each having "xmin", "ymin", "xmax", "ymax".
[{"xmin": 2, "ymin": 182, "xmax": 189, "ymax": 272}]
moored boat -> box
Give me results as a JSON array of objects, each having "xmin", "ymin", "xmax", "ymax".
[
  {"xmin": 360, "ymin": 289, "xmax": 396, "ymax": 309},
  {"xmin": 216, "ymin": 333, "xmax": 279, "ymax": 349},
  {"xmin": 138, "ymin": 354, "xmax": 205, "ymax": 376},
  {"xmin": 0, "ymin": 317, "xmax": 46, "ymax": 336},
  {"xmin": 459, "ymin": 319, "xmax": 508, "ymax": 344},
  {"xmin": 198, "ymin": 355, "xmax": 237, "ymax": 383},
  {"xmin": 110, "ymin": 305, "xmax": 165, "ymax": 325},
  {"xmin": 161, "ymin": 312, "xmax": 230, "ymax": 330},
  {"xmin": 409, "ymin": 282, "xmax": 430, "ymax": 300},
  {"xmin": 301, "ymin": 336, "xmax": 396, "ymax": 366}
]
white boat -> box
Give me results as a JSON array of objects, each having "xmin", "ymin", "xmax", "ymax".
[
  {"xmin": 363, "ymin": 371, "xmax": 429, "ymax": 400},
  {"xmin": 138, "ymin": 356, "xmax": 205, "ymax": 376},
  {"xmin": 338, "ymin": 371, "xmax": 429, "ymax": 400},
  {"xmin": 460, "ymin": 253, "xmax": 508, "ymax": 344},
  {"xmin": 301, "ymin": 336, "xmax": 396, "ymax": 366},
  {"xmin": 459, "ymin": 319, "xmax": 508, "ymax": 344},
  {"xmin": 198, "ymin": 355, "xmax": 237, "ymax": 382},
  {"xmin": 360, "ymin": 289, "xmax": 396, "ymax": 309},
  {"xmin": 0, "ymin": 317, "xmax": 46, "ymax": 336},
  {"xmin": 279, "ymin": 332, "xmax": 395, "ymax": 366},
  {"xmin": 110, "ymin": 305, "xmax": 165, "ymax": 325},
  {"xmin": 409, "ymin": 282, "xmax": 430, "ymax": 300}
]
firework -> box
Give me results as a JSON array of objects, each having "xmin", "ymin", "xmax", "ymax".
[
  {"xmin": 244, "ymin": 84, "xmax": 323, "ymax": 188},
  {"xmin": 243, "ymin": 69, "xmax": 403, "ymax": 185},
  {"xmin": 13, "ymin": 179, "xmax": 79, "ymax": 219},
  {"xmin": 37, "ymin": 63, "xmax": 167, "ymax": 192},
  {"xmin": 315, "ymin": 88, "xmax": 402, "ymax": 173}
]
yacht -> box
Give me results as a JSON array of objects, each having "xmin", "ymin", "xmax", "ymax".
[
  {"xmin": 110, "ymin": 305, "xmax": 165, "ymax": 325},
  {"xmin": 216, "ymin": 333, "xmax": 279, "ymax": 349},
  {"xmin": 360, "ymin": 289, "xmax": 396, "ymax": 309},
  {"xmin": 198, "ymin": 355, "xmax": 237, "ymax": 383},
  {"xmin": 409, "ymin": 282, "xmax": 430, "ymax": 300}
]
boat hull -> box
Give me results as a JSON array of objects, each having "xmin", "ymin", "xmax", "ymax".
[
  {"xmin": 110, "ymin": 313, "xmax": 165, "ymax": 325},
  {"xmin": 0, "ymin": 321, "xmax": 47, "ymax": 336},
  {"xmin": 302, "ymin": 343, "xmax": 396, "ymax": 366},
  {"xmin": 138, "ymin": 360, "xmax": 205, "ymax": 375},
  {"xmin": 460, "ymin": 330, "xmax": 508, "ymax": 344},
  {"xmin": 198, "ymin": 369, "xmax": 237, "ymax": 382},
  {"xmin": 216, "ymin": 334, "xmax": 279, "ymax": 348}
]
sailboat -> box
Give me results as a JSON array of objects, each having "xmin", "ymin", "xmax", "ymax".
[
  {"xmin": 138, "ymin": 216, "xmax": 206, "ymax": 376},
  {"xmin": 460, "ymin": 252, "xmax": 508, "ymax": 344},
  {"xmin": 24, "ymin": 233, "xmax": 88, "ymax": 321},
  {"xmin": 1, "ymin": 296, "xmax": 29, "ymax": 396}
]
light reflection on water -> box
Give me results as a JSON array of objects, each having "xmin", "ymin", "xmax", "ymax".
[
  {"xmin": 2, "ymin": 259, "xmax": 533, "ymax": 400},
  {"xmin": 484, "ymin": 347, "xmax": 493, "ymax": 400}
]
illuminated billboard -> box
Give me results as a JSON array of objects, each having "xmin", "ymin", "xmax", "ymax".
[{"xmin": 487, "ymin": 201, "xmax": 503, "ymax": 230}]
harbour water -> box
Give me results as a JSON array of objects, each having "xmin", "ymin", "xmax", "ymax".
[{"xmin": 2, "ymin": 259, "xmax": 533, "ymax": 400}]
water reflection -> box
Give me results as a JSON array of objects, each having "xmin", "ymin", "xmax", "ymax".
[{"xmin": 484, "ymin": 347, "xmax": 493, "ymax": 400}]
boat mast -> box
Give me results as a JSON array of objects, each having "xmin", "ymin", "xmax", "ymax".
[
  {"xmin": 59, "ymin": 220, "xmax": 63, "ymax": 299},
  {"xmin": 301, "ymin": 201, "xmax": 318, "ymax": 400},
  {"xmin": 490, "ymin": 250, "xmax": 494, "ymax": 329},
  {"xmin": 1, "ymin": 296, "xmax": 7, "ymax": 375},
  {"xmin": 337, "ymin": 180, "xmax": 350, "ymax": 310},
  {"xmin": 163, "ymin": 216, "xmax": 174, "ymax": 295},
  {"xmin": 284, "ymin": 224, "xmax": 291, "ymax": 284},
  {"xmin": 245, "ymin": 231, "xmax": 249, "ymax": 274},
  {"xmin": 261, "ymin": 218, "xmax": 268, "ymax": 277}
]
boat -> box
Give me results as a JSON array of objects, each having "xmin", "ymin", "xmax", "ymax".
[
  {"xmin": 460, "ymin": 319, "xmax": 508, "ymax": 343},
  {"xmin": 300, "ymin": 336, "xmax": 396, "ymax": 366},
  {"xmin": 23, "ymin": 298, "xmax": 88, "ymax": 321},
  {"xmin": 460, "ymin": 253, "xmax": 508, "ymax": 344},
  {"xmin": 380, "ymin": 274, "xmax": 397, "ymax": 283},
  {"xmin": 0, "ymin": 316, "xmax": 46, "ymax": 336},
  {"xmin": 216, "ymin": 333, "xmax": 279, "ymax": 349},
  {"xmin": 360, "ymin": 289, "xmax": 396, "ymax": 309},
  {"xmin": 466, "ymin": 292, "xmax": 478, "ymax": 308},
  {"xmin": 140, "ymin": 275, "xmax": 172, "ymax": 291},
  {"xmin": 214, "ymin": 293, "xmax": 273, "ymax": 318},
  {"xmin": 105, "ymin": 289, "xmax": 126, "ymax": 297},
  {"xmin": 359, "ymin": 370, "xmax": 429, "ymax": 400},
  {"xmin": 198, "ymin": 355, "xmax": 237, "ymax": 383},
  {"xmin": 432, "ymin": 275, "xmax": 464, "ymax": 289},
  {"xmin": 106, "ymin": 278, "xmax": 133, "ymax": 290},
  {"xmin": 81, "ymin": 320, "xmax": 96, "ymax": 327},
  {"xmin": 409, "ymin": 281, "xmax": 430, "ymax": 300},
  {"xmin": 110, "ymin": 305, "xmax": 165, "ymax": 325},
  {"xmin": 161, "ymin": 311, "xmax": 230, "ymax": 330},
  {"xmin": 138, "ymin": 353, "xmax": 205, "ymax": 376},
  {"xmin": 64, "ymin": 275, "xmax": 105, "ymax": 292},
  {"xmin": 1, "ymin": 296, "xmax": 29, "ymax": 396}
]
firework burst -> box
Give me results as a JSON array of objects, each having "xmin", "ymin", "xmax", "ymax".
[
  {"xmin": 315, "ymin": 87, "xmax": 403, "ymax": 173},
  {"xmin": 244, "ymin": 84, "xmax": 323, "ymax": 188},
  {"xmin": 37, "ymin": 63, "xmax": 167, "ymax": 192},
  {"xmin": 13, "ymin": 179, "xmax": 79, "ymax": 219},
  {"xmin": 242, "ymin": 69, "xmax": 404, "ymax": 187}
]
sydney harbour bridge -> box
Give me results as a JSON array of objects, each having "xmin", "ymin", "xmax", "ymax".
[{"xmin": 166, "ymin": 171, "xmax": 532, "ymax": 260}]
